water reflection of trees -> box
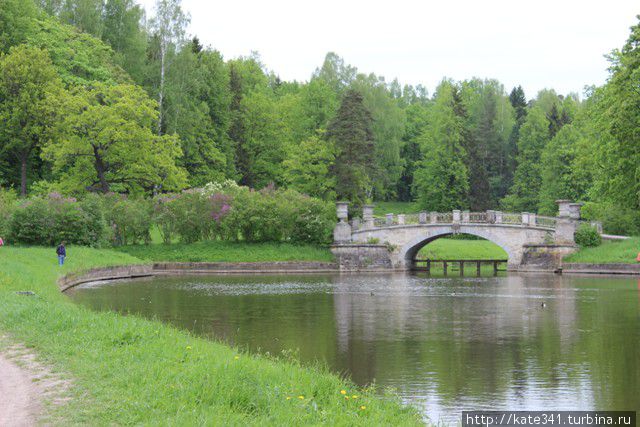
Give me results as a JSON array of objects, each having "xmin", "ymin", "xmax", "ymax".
[{"xmin": 331, "ymin": 274, "xmax": 638, "ymax": 412}]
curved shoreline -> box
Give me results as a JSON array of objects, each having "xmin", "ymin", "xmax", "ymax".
[{"xmin": 58, "ymin": 260, "xmax": 640, "ymax": 292}]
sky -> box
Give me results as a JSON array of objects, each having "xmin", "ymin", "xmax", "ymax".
[{"xmin": 138, "ymin": 0, "xmax": 639, "ymax": 98}]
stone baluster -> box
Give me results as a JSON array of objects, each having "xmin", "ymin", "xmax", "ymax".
[
  {"xmin": 528, "ymin": 213, "xmax": 537, "ymax": 226},
  {"xmin": 362, "ymin": 205, "xmax": 375, "ymax": 229},
  {"xmin": 521, "ymin": 212, "xmax": 529, "ymax": 226},
  {"xmin": 430, "ymin": 212, "xmax": 438, "ymax": 224},
  {"xmin": 462, "ymin": 210, "xmax": 470, "ymax": 223},
  {"xmin": 351, "ymin": 218, "xmax": 360, "ymax": 230},
  {"xmin": 486, "ymin": 210, "xmax": 495, "ymax": 223},
  {"xmin": 397, "ymin": 214, "xmax": 405, "ymax": 225},
  {"xmin": 385, "ymin": 213, "xmax": 394, "ymax": 226},
  {"xmin": 419, "ymin": 211, "xmax": 427, "ymax": 224}
]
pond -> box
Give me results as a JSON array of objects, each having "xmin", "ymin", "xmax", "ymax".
[{"xmin": 67, "ymin": 272, "xmax": 639, "ymax": 424}]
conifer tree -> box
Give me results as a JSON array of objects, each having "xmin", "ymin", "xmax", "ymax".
[{"xmin": 326, "ymin": 90, "xmax": 375, "ymax": 206}]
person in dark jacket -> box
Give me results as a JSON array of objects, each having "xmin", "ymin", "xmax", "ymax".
[{"xmin": 56, "ymin": 242, "xmax": 66, "ymax": 266}]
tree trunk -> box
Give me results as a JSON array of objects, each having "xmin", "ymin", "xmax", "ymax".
[
  {"xmin": 20, "ymin": 154, "xmax": 27, "ymax": 197},
  {"xmin": 93, "ymin": 146, "xmax": 110, "ymax": 193},
  {"xmin": 158, "ymin": 43, "xmax": 166, "ymax": 135}
]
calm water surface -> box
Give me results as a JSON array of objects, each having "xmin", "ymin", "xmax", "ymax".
[{"xmin": 67, "ymin": 273, "xmax": 640, "ymax": 424}]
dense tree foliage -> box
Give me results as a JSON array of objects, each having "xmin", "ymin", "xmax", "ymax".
[{"xmin": 1, "ymin": 2, "xmax": 640, "ymax": 234}]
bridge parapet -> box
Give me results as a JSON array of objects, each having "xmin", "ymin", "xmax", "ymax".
[{"xmin": 359, "ymin": 210, "xmax": 558, "ymax": 231}]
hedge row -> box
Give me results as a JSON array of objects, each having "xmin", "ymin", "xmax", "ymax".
[{"xmin": 0, "ymin": 184, "xmax": 335, "ymax": 246}]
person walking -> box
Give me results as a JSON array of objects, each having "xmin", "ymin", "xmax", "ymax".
[{"xmin": 56, "ymin": 242, "xmax": 66, "ymax": 266}]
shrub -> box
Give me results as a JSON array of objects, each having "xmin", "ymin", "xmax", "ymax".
[
  {"xmin": 574, "ymin": 223, "xmax": 602, "ymax": 247},
  {"xmin": 9, "ymin": 193, "xmax": 107, "ymax": 246},
  {"xmin": 0, "ymin": 188, "xmax": 17, "ymax": 239},
  {"xmin": 155, "ymin": 192, "xmax": 231, "ymax": 244},
  {"xmin": 104, "ymin": 195, "xmax": 152, "ymax": 245}
]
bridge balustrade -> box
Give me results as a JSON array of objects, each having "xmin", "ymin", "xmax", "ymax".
[{"xmin": 362, "ymin": 210, "xmax": 561, "ymax": 230}]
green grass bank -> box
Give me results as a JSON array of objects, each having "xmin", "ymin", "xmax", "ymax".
[
  {"xmin": 0, "ymin": 246, "xmax": 421, "ymax": 425},
  {"xmin": 564, "ymin": 237, "xmax": 640, "ymax": 264},
  {"xmin": 116, "ymin": 241, "xmax": 335, "ymax": 263}
]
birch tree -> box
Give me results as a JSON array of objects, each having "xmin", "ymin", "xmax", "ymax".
[{"xmin": 149, "ymin": 0, "xmax": 189, "ymax": 135}]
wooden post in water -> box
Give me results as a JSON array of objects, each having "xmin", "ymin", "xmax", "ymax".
[
  {"xmin": 443, "ymin": 261, "xmax": 447, "ymax": 276},
  {"xmin": 427, "ymin": 260, "xmax": 431, "ymax": 275},
  {"xmin": 476, "ymin": 261, "xmax": 481, "ymax": 276},
  {"xmin": 493, "ymin": 261, "xmax": 499, "ymax": 276},
  {"xmin": 459, "ymin": 261, "xmax": 464, "ymax": 276}
]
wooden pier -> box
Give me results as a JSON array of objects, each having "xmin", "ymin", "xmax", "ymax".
[{"xmin": 412, "ymin": 259, "xmax": 507, "ymax": 276}]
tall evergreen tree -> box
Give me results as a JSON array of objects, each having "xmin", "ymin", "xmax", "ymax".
[{"xmin": 326, "ymin": 89, "xmax": 375, "ymax": 206}]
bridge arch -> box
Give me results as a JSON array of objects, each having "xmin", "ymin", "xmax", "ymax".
[{"xmin": 398, "ymin": 227, "xmax": 518, "ymax": 268}]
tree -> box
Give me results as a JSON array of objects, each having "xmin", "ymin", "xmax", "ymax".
[
  {"xmin": 589, "ymin": 16, "xmax": 640, "ymax": 210},
  {"xmin": 101, "ymin": 0, "xmax": 147, "ymax": 82},
  {"xmin": 25, "ymin": 16, "xmax": 124, "ymax": 86},
  {"xmin": 59, "ymin": 0, "xmax": 105, "ymax": 37},
  {"xmin": 501, "ymin": 107, "xmax": 549, "ymax": 212},
  {"xmin": 149, "ymin": 0, "xmax": 189, "ymax": 135},
  {"xmin": 506, "ymin": 85, "xmax": 528, "ymax": 190},
  {"xmin": 398, "ymin": 102, "xmax": 429, "ymax": 201},
  {"xmin": 283, "ymin": 134, "xmax": 336, "ymax": 199},
  {"xmin": 42, "ymin": 83, "xmax": 187, "ymax": 193},
  {"xmin": 538, "ymin": 123, "xmax": 592, "ymax": 215},
  {"xmin": 313, "ymin": 52, "xmax": 356, "ymax": 93},
  {"xmin": 0, "ymin": 45, "xmax": 65, "ymax": 196},
  {"xmin": 0, "ymin": 0, "xmax": 38, "ymax": 53},
  {"xmin": 326, "ymin": 89, "xmax": 375, "ymax": 206},
  {"xmin": 413, "ymin": 81, "xmax": 469, "ymax": 211},
  {"xmin": 351, "ymin": 73, "xmax": 406, "ymax": 200}
]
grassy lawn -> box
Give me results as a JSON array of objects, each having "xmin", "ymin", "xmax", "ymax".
[
  {"xmin": 0, "ymin": 246, "xmax": 421, "ymax": 425},
  {"xmin": 373, "ymin": 201, "xmax": 420, "ymax": 216},
  {"xmin": 115, "ymin": 241, "xmax": 335, "ymax": 263},
  {"xmin": 418, "ymin": 237, "xmax": 507, "ymax": 260},
  {"xmin": 564, "ymin": 237, "xmax": 640, "ymax": 264}
]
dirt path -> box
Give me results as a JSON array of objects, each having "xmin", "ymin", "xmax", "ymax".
[
  {"xmin": 0, "ymin": 338, "xmax": 71, "ymax": 426},
  {"xmin": 0, "ymin": 353, "xmax": 40, "ymax": 426}
]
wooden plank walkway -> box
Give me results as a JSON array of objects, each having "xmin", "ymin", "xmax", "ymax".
[{"xmin": 413, "ymin": 259, "xmax": 508, "ymax": 276}]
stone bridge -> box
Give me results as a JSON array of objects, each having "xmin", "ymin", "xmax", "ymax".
[{"xmin": 331, "ymin": 200, "xmax": 600, "ymax": 271}]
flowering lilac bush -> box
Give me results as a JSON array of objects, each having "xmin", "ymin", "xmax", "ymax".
[{"xmin": 153, "ymin": 191, "xmax": 232, "ymax": 243}]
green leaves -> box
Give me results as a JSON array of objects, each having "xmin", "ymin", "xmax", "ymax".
[{"xmin": 43, "ymin": 82, "xmax": 187, "ymax": 194}]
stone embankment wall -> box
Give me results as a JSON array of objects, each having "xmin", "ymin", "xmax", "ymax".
[
  {"xmin": 58, "ymin": 262, "xmax": 339, "ymax": 292},
  {"xmin": 57, "ymin": 264, "xmax": 153, "ymax": 291}
]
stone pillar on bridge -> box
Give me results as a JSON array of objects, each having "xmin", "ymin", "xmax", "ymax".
[
  {"xmin": 385, "ymin": 213, "xmax": 394, "ymax": 226},
  {"xmin": 452, "ymin": 210, "xmax": 461, "ymax": 224},
  {"xmin": 419, "ymin": 211, "xmax": 427, "ymax": 224},
  {"xmin": 494, "ymin": 211, "xmax": 503, "ymax": 224},
  {"xmin": 429, "ymin": 212, "xmax": 437, "ymax": 224},
  {"xmin": 397, "ymin": 214, "xmax": 405, "ymax": 225},
  {"xmin": 486, "ymin": 210, "xmax": 495, "ymax": 223},
  {"xmin": 362, "ymin": 205, "xmax": 375, "ymax": 229},
  {"xmin": 333, "ymin": 202, "xmax": 352, "ymax": 244},
  {"xmin": 521, "ymin": 212, "xmax": 529, "ymax": 225},
  {"xmin": 462, "ymin": 210, "xmax": 470, "ymax": 223},
  {"xmin": 554, "ymin": 200, "xmax": 583, "ymax": 245},
  {"xmin": 529, "ymin": 213, "xmax": 537, "ymax": 226}
]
